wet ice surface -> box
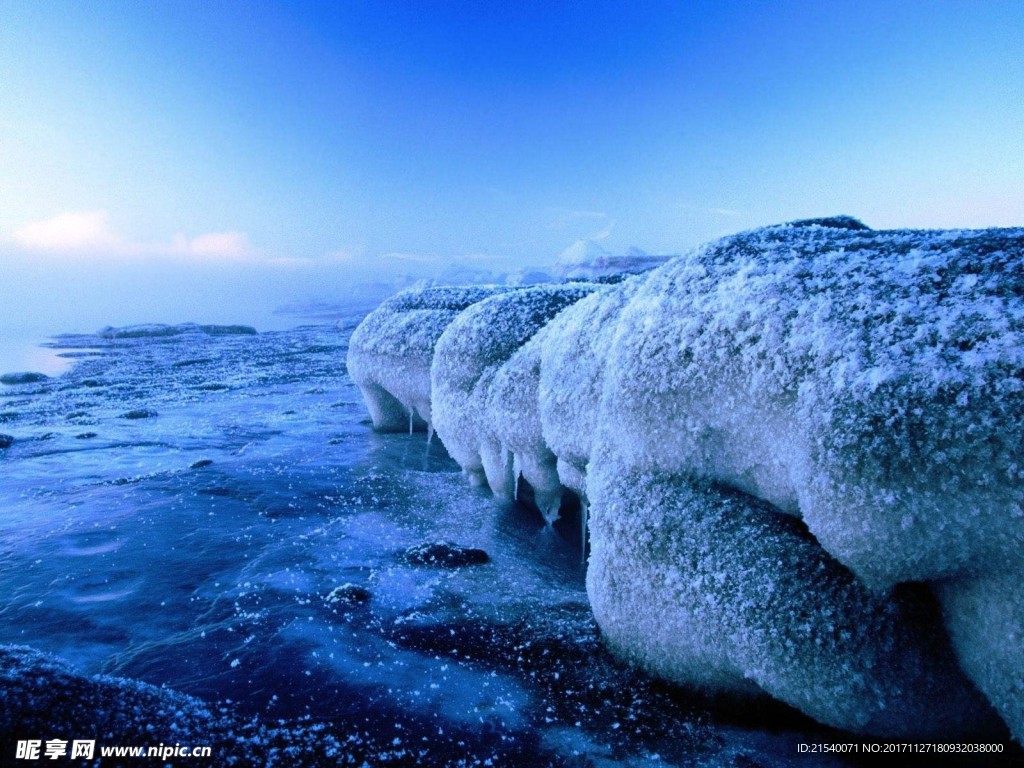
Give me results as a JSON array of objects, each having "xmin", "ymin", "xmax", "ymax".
[{"xmin": 0, "ymin": 316, "xmax": 868, "ymax": 766}]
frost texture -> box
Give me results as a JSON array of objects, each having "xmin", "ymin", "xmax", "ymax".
[
  {"xmin": 348, "ymin": 219, "xmax": 1024, "ymax": 740},
  {"xmin": 600, "ymin": 222, "xmax": 1024, "ymax": 589},
  {"xmin": 586, "ymin": 466, "xmax": 996, "ymax": 737}
]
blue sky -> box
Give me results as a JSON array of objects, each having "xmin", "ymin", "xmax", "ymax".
[{"xmin": 1, "ymin": 0, "xmax": 1022, "ymax": 332}]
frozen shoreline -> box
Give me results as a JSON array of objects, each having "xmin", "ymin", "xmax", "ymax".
[
  {"xmin": 348, "ymin": 217, "xmax": 1024, "ymax": 744},
  {"xmin": 0, "ymin": 316, "xmax": 862, "ymax": 766}
]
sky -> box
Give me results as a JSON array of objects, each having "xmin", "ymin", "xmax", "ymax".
[{"xmin": 1, "ymin": 0, "xmax": 1023, "ymax": 338}]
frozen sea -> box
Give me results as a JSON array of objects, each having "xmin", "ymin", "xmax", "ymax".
[{"xmin": 0, "ymin": 307, "xmax": 999, "ymax": 767}]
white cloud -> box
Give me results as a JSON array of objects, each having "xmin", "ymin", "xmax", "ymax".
[
  {"xmin": 677, "ymin": 202, "xmax": 742, "ymax": 218},
  {"xmin": 180, "ymin": 231, "xmax": 252, "ymax": 259},
  {"xmin": 12, "ymin": 210, "xmax": 120, "ymax": 251},
  {"xmin": 380, "ymin": 251, "xmax": 437, "ymax": 264},
  {"xmin": 9, "ymin": 209, "xmax": 256, "ymax": 261}
]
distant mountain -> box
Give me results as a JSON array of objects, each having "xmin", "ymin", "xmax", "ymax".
[{"xmin": 554, "ymin": 239, "xmax": 675, "ymax": 279}]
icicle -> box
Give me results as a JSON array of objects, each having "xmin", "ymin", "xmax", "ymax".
[
  {"xmin": 512, "ymin": 454, "xmax": 522, "ymax": 501},
  {"xmin": 580, "ymin": 500, "xmax": 589, "ymax": 565},
  {"xmin": 408, "ymin": 405, "xmax": 414, "ymax": 435},
  {"xmin": 426, "ymin": 421, "xmax": 434, "ymax": 444},
  {"xmin": 539, "ymin": 490, "xmax": 561, "ymax": 526}
]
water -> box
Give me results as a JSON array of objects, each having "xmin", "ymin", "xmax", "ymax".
[
  {"xmin": 0, "ymin": 311, "xmax": 851, "ymax": 767},
  {"xmin": 0, "ymin": 337, "xmax": 77, "ymax": 378}
]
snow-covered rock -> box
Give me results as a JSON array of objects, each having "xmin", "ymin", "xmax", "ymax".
[
  {"xmin": 431, "ymin": 285, "xmax": 597, "ymax": 497},
  {"xmin": 98, "ymin": 322, "xmax": 256, "ymax": 339},
  {"xmin": 538, "ymin": 277, "xmax": 643, "ymax": 501},
  {"xmin": 346, "ymin": 286, "xmax": 510, "ymax": 432},
  {"xmin": 585, "ymin": 465, "xmax": 997, "ymax": 737},
  {"xmin": 936, "ymin": 570, "xmax": 1024, "ymax": 745},
  {"xmin": 348, "ymin": 217, "xmax": 1024, "ymax": 740},
  {"xmin": 584, "ymin": 219, "xmax": 1024, "ymax": 738},
  {"xmin": 598, "ymin": 221, "xmax": 1024, "ymax": 590}
]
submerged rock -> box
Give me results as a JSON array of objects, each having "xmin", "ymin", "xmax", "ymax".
[
  {"xmin": 190, "ymin": 458, "xmax": 214, "ymax": 469},
  {"xmin": 120, "ymin": 409, "xmax": 158, "ymax": 420},
  {"xmin": 197, "ymin": 324, "xmax": 257, "ymax": 336},
  {"xmin": 0, "ymin": 372, "xmax": 48, "ymax": 385},
  {"xmin": 402, "ymin": 542, "xmax": 490, "ymax": 568},
  {"xmin": 325, "ymin": 583, "xmax": 372, "ymax": 605},
  {"xmin": 0, "ymin": 434, "xmax": 13, "ymax": 449}
]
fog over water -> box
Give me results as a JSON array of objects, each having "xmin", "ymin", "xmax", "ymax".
[{"xmin": 0, "ymin": 255, "xmax": 410, "ymax": 373}]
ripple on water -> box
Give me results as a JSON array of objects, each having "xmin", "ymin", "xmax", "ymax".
[
  {"xmin": 61, "ymin": 529, "xmax": 124, "ymax": 557},
  {"xmin": 64, "ymin": 571, "xmax": 144, "ymax": 604}
]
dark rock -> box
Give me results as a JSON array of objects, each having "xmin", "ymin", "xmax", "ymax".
[
  {"xmin": 0, "ymin": 372, "xmax": 48, "ymax": 385},
  {"xmin": 75, "ymin": 432, "xmax": 98, "ymax": 440},
  {"xmin": 402, "ymin": 542, "xmax": 490, "ymax": 568},
  {"xmin": 120, "ymin": 409, "xmax": 158, "ymax": 420},
  {"xmin": 198, "ymin": 324, "xmax": 257, "ymax": 336},
  {"xmin": 190, "ymin": 459, "xmax": 214, "ymax": 469},
  {"xmin": 55, "ymin": 350, "xmax": 104, "ymax": 359},
  {"xmin": 199, "ymin": 487, "xmax": 233, "ymax": 496},
  {"xmin": 325, "ymin": 583, "xmax": 372, "ymax": 606},
  {"xmin": 172, "ymin": 358, "xmax": 214, "ymax": 368},
  {"xmin": 80, "ymin": 379, "xmax": 103, "ymax": 388},
  {"xmin": 0, "ymin": 434, "xmax": 13, "ymax": 449}
]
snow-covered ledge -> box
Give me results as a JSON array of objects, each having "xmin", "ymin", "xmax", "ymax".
[{"xmin": 347, "ymin": 217, "xmax": 1024, "ymax": 742}]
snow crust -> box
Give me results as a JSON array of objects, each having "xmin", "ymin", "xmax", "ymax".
[{"xmin": 348, "ymin": 218, "xmax": 1024, "ymax": 740}]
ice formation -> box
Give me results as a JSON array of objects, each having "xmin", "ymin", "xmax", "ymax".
[
  {"xmin": 431, "ymin": 285, "xmax": 596, "ymax": 501},
  {"xmin": 346, "ymin": 286, "xmax": 510, "ymax": 432},
  {"xmin": 348, "ymin": 218, "xmax": 1024, "ymax": 740}
]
